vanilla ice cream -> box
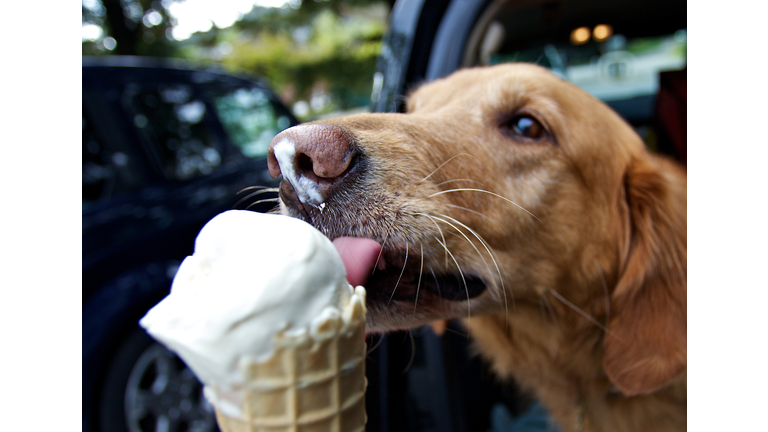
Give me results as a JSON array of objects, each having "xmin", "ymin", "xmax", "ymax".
[{"xmin": 139, "ymin": 210, "xmax": 359, "ymax": 416}]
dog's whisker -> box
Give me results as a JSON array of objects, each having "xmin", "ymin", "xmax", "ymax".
[
  {"xmin": 387, "ymin": 242, "xmax": 409, "ymax": 306},
  {"xmin": 444, "ymin": 203, "xmax": 502, "ymax": 228},
  {"xmin": 418, "ymin": 210, "xmax": 511, "ymax": 332},
  {"xmin": 372, "ymin": 232, "xmax": 391, "ymax": 276},
  {"xmin": 671, "ymin": 247, "xmax": 686, "ymax": 288},
  {"xmin": 547, "ymin": 288, "xmax": 613, "ymax": 336},
  {"xmin": 233, "ymin": 188, "xmax": 279, "ymax": 208},
  {"xmin": 594, "ymin": 259, "xmax": 610, "ymax": 329},
  {"xmin": 236, "ymin": 185, "xmax": 278, "ymax": 195},
  {"xmin": 541, "ymin": 292, "xmax": 562, "ymax": 337},
  {"xmin": 386, "ymin": 93, "xmax": 408, "ymax": 113},
  {"xmin": 418, "ymin": 211, "xmax": 448, "ymax": 266},
  {"xmin": 434, "ymin": 236, "xmax": 470, "ymax": 324},
  {"xmin": 437, "ymin": 211, "xmax": 510, "ymax": 334},
  {"xmin": 425, "ymin": 213, "xmax": 493, "ymax": 285},
  {"xmin": 416, "ymin": 212, "xmax": 498, "ymax": 324},
  {"xmin": 245, "ymin": 198, "xmax": 280, "ymax": 210},
  {"xmin": 444, "ymin": 231, "xmax": 463, "ymax": 240},
  {"xmin": 416, "ymin": 212, "xmax": 483, "ymax": 259},
  {"xmin": 426, "ymin": 213, "xmax": 491, "ymax": 270},
  {"xmin": 427, "ymin": 188, "xmax": 541, "ymax": 222},
  {"xmin": 413, "ymin": 244, "xmax": 424, "ymax": 317},
  {"xmin": 420, "ymin": 153, "xmax": 478, "ymax": 183},
  {"xmin": 429, "ymin": 266, "xmax": 442, "ymax": 298},
  {"xmin": 441, "ymin": 323, "xmax": 469, "ymax": 339},
  {"xmin": 401, "ymin": 330, "xmax": 416, "ymax": 374},
  {"xmin": 438, "ymin": 214, "xmax": 513, "ymax": 315},
  {"xmin": 434, "ymin": 178, "xmax": 486, "ymax": 188},
  {"xmin": 366, "ymin": 333, "xmax": 385, "ymax": 356}
]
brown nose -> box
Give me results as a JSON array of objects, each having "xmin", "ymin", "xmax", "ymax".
[{"xmin": 267, "ymin": 124, "xmax": 357, "ymax": 206}]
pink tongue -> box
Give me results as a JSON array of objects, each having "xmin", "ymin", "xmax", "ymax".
[{"xmin": 332, "ymin": 237, "xmax": 383, "ymax": 287}]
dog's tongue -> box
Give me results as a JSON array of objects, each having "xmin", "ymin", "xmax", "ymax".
[{"xmin": 332, "ymin": 237, "xmax": 383, "ymax": 287}]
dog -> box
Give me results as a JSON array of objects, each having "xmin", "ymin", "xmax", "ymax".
[{"xmin": 266, "ymin": 63, "xmax": 687, "ymax": 432}]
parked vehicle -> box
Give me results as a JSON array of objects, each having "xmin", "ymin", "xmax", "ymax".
[
  {"xmin": 364, "ymin": 1, "xmax": 686, "ymax": 431},
  {"xmin": 82, "ymin": 56, "xmax": 298, "ymax": 432},
  {"xmin": 83, "ymin": 0, "xmax": 687, "ymax": 429}
]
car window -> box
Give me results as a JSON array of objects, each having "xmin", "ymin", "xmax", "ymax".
[
  {"xmin": 83, "ymin": 107, "xmax": 144, "ymax": 203},
  {"xmin": 213, "ymin": 87, "xmax": 293, "ymax": 159},
  {"xmin": 127, "ymin": 83, "xmax": 224, "ymax": 182},
  {"xmin": 458, "ymin": 0, "xmax": 685, "ymax": 159},
  {"xmin": 462, "ymin": 0, "xmax": 686, "ymax": 103},
  {"xmin": 484, "ymin": 30, "xmax": 686, "ymax": 103}
]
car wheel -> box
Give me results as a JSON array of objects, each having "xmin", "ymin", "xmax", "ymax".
[{"xmin": 99, "ymin": 326, "xmax": 219, "ymax": 432}]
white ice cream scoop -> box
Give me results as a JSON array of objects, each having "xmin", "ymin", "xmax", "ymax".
[{"xmin": 139, "ymin": 210, "xmax": 354, "ymax": 388}]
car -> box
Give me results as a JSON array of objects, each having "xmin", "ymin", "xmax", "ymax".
[
  {"xmin": 82, "ymin": 56, "xmax": 298, "ymax": 432},
  {"xmin": 84, "ymin": 0, "xmax": 687, "ymax": 429},
  {"xmin": 364, "ymin": 0, "xmax": 686, "ymax": 431}
]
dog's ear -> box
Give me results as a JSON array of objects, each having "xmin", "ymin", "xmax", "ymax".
[{"xmin": 604, "ymin": 157, "xmax": 687, "ymax": 396}]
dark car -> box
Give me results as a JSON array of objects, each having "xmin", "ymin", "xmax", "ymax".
[
  {"xmin": 83, "ymin": 0, "xmax": 687, "ymax": 430},
  {"xmin": 82, "ymin": 56, "xmax": 298, "ymax": 432},
  {"xmin": 363, "ymin": 1, "xmax": 686, "ymax": 432}
]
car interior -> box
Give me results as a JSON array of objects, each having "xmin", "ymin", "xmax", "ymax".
[{"xmin": 460, "ymin": 0, "xmax": 686, "ymax": 164}]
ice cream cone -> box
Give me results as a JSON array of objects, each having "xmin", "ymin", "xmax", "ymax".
[{"xmin": 210, "ymin": 287, "xmax": 367, "ymax": 432}]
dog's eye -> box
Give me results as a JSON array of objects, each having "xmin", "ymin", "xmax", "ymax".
[{"xmin": 506, "ymin": 115, "xmax": 545, "ymax": 140}]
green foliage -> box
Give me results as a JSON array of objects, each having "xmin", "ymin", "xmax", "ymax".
[
  {"xmin": 625, "ymin": 37, "xmax": 664, "ymax": 55},
  {"xmin": 83, "ymin": 0, "xmax": 391, "ymax": 118},
  {"xmin": 83, "ymin": 0, "xmax": 178, "ymax": 57},
  {"xmin": 219, "ymin": 7, "xmax": 385, "ymax": 112}
]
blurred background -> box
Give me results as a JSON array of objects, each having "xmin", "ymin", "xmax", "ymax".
[
  {"xmin": 82, "ymin": 0, "xmax": 393, "ymax": 121},
  {"xmin": 82, "ymin": 1, "xmax": 686, "ymax": 431}
]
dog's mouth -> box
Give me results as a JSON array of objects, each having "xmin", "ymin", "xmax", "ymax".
[
  {"xmin": 332, "ymin": 236, "xmax": 487, "ymax": 304},
  {"xmin": 278, "ymin": 180, "xmax": 489, "ymax": 309}
]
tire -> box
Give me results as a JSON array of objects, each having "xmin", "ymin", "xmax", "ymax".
[{"xmin": 98, "ymin": 326, "xmax": 219, "ymax": 432}]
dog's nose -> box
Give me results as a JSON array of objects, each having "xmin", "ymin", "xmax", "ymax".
[{"xmin": 267, "ymin": 124, "xmax": 357, "ymax": 207}]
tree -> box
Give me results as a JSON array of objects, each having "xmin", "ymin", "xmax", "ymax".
[
  {"xmin": 83, "ymin": 0, "xmax": 393, "ymax": 117},
  {"xmin": 84, "ymin": 0, "xmax": 181, "ymax": 56}
]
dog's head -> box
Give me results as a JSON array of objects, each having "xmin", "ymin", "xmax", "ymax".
[{"xmin": 267, "ymin": 63, "xmax": 686, "ymax": 395}]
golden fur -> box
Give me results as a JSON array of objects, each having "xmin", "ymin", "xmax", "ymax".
[{"xmin": 271, "ymin": 63, "xmax": 687, "ymax": 431}]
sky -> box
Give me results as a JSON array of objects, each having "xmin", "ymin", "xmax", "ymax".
[
  {"xmin": 165, "ymin": 0, "xmax": 295, "ymax": 40},
  {"xmin": 82, "ymin": 0, "xmax": 295, "ymax": 42}
]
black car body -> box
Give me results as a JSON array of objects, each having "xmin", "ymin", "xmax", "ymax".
[{"xmin": 82, "ymin": 56, "xmax": 297, "ymax": 432}]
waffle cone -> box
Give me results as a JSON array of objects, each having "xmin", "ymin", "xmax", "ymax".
[{"xmin": 211, "ymin": 287, "xmax": 367, "ymax": 432}]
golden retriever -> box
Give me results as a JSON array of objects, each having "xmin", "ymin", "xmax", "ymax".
[{"xmin": 266, "ymin": 63, "xmax": 687, "ymax": 432}]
